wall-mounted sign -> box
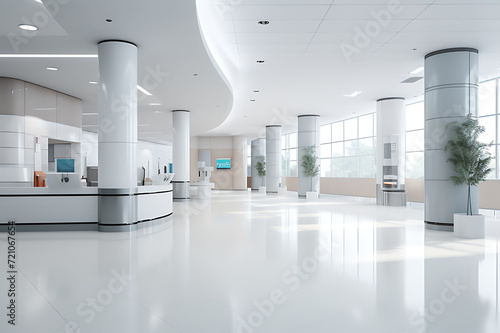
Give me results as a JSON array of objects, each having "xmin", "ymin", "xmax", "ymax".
[{"xmin": 216, "ymin": 158, "xmax": 231, "ymax": 169}]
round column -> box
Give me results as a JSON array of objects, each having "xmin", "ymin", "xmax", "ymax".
[
  {"xmin": 424, "ymin": 48, "xmax": 479, "ymax": 231},
  {"xmin": 251, "ymin": 138, "xmax": 266, "ymax": 190},
  {"xmin": 298, "ymin": 115, "xmax": 320, "ymax": 197},
  {"xmin": 172, "ymin": 110, "xmax": 190, "ymax": 199},
  {"xmin": 266, "ymin": 125, "xmax": 282, "ymax": 193},
  {"xmin": 376, "ymin": 98, "xmax": 406, "ymax": 205},
  {"xmin": 97, "ymin": 40, "xmax": 138, "ymax": 232}
]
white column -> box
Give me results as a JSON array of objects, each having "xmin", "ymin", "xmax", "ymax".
[
  {"xmin": 266, "ymin": 125, "xmax": 282, "ymax": 193},
  {"xmin": 172, "ymin": 110, "xmax": 190, "ymax": 199},
  {"xmin": 251, "ymin": 138, "xmax": 265, "ymax": 190},
  {"xmin": 424, "ymin": 48, "xmax": 479, "ymax": 231},
  {"xmin": 376, "ymin": 98, "xmax": 406, "ymax": 205},
  {"xmin": 298, "ymin": 115, "xmax": 320, "ymax": 197},
  {"xmin": 97, "ymin": 40, "xmax": 138, "ymax": 231},
  {"xmin": 232, "ymin": 136, "xmax": 247, "ymax": 190}
]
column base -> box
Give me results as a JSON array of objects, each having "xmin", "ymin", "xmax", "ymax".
[
  {"xmin": 173, "ymin": 181, "xmax": 190, "ymax": 199},
  {"xmin": 424, "ymin": 221, "xmax": 453, "ymax": 232},
  {"xmin": 98, "ymin": 188, "xmax": 138, "ymax": 231}
]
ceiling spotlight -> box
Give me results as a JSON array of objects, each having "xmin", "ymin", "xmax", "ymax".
[
  {"xmin": 194, "ymin": 73, "xmax": 198, "ymax": 76},
  {"xmin": 149, "ymin": 103, "xmax": 161, "ymax": 106},
  {"xmin": 253, "ymin": 90, "xmax": 260, "ymax": 93},
  {"xmin": 89, "ymin": 81, "xmax": 98, "ymax": 84},
  {"xmin": 154, "ymin": 111, "xmax": 163, "ymax": 114},
  {"xmin": 256, "ymin": 60, "xmax": 265, "ymax": 64},
  {"xmin": 250, "ymin": 99, "xmax": 256, "ymax": 102},
  {"xmin": 18, "ymin": 24, "xmax": 38, "ymax": 31},
  {"xmin": 412, "ymin": 48, "xmax": 417, "ymax": 51},
  {"xmin": 106, "ymin": 18, "xmax": 113, "ymax": 23},
  {"xmin": 258, "ymin": 20, "xmax": 270, "ymax": 25},
  {"xmin": 46, "ymin": 67, "xmax": 58, "ymax": 71}
]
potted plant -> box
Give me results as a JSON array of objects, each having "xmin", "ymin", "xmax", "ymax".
[
  {"xmin": 255, "ymin": 156, "xmax": 266, "ymax": 192},
  {"xmin": 443, "ymin": 113, "xmax": 492, "ymax": 238},
  {"xmin": 301, "ymin": 146, "xmax": 320, "ymax": 199}
]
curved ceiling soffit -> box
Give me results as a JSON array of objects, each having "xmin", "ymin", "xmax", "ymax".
[{"xmin": 195, "ymin": 0, "xmax": 241, "ymax": 133}]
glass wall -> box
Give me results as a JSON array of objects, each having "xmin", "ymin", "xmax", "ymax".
[
  {"xmin": 282, "ymin": 133, "xmax": 297, "ymax": 177},
  {"xmin": 478, "ymin": 78, "xmax": 498, "ymax": 179},
  {"xmin": 319, "ymin": 113, "xmax": 376, "ymax": 178},
  {"xmin": 405, "ymin": 101, "xmax": 425, "ymax": 179},
  {"xmin": 278, "ymin": 77, "xmax": 500, "ymax": 180}
]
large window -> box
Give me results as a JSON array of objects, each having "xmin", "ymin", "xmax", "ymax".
[
  {"xmin": 478, "ymin": 78, "xmax": 498, "ymax": 179},
  {"xmin": 405, "ymin": 101, "xmax": 425, "ymax": 179},
  {"xmin": 282, "ymin": 133, "xmax": 297, "ymax": 177},
  {"xmin": 320, "ymin": 113, "xmax": 376, "ymax": 178}
]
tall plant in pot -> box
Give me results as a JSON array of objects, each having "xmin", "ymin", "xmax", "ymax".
[
  {"xmin": 443, "ymin": 113, "xmax": 492, "ymax": 238},
  {"xmin": 255, "ymin": 156, "xmax": 266, "ymax": 186},
  {"xmin": 301, "ymin": 146, "xmax": 320, "ymax": 192}
]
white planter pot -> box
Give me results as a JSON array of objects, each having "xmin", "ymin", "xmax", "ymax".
[
  {"xmin": 258, "ymin": 186, "xmax": 266, "ymax": 194},
  {"xmin": 454, "ymin": 213, "xmax": 485, "ymax": 239},
  {"xmin": 306, "ymin": 191, "xmax": 319, "ymax": 200}
]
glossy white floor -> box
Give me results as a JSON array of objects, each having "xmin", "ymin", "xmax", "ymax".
[{"xmin": 1, "ymin": 190, "xmax": 500, "ymax": 333}]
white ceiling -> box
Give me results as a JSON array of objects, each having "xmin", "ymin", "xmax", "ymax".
[
  {"xmin": 0, "ymin": 0, "xmax": 233, "ymax": 144},
  {"xmin": 199, "ymin": 0, "xmax": 500, "ymax": 137},
  {"xmin": 2, "ymin": 0, "xmax": 500, "ymax": 143}
]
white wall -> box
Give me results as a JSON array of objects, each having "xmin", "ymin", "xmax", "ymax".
[{"xmin": 81, "ymin": 130, "xmax": 172, "ymax": 183}]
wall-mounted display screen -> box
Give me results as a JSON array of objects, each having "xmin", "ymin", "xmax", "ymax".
[
  {"xmin": 216, "ymin": 158, "xmax": 231, "ymax": 169},
  {"xmin": 56, "ymin": 159, "xmax": 75, "ymax": 173}
]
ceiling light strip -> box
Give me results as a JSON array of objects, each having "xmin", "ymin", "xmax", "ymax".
[{"xmin": 0, "ymin": 54, "xmax": 98, "ymax": 58}]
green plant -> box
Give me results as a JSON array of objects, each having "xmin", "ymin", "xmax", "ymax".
[
  {"xmin": 443, "ymin": 113, "xmax": 492, "ymax": 215},
  {"xmin": 301, "ymin": 146, "xmax": 320, "ymax": 191},
  {"xmin": 255, "ymin": 156, "xmax": 266, "ymax": 186}
]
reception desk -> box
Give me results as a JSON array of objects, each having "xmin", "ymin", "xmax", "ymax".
[{"xmin": 0, "ymin": 184, "xmax": 173, "ymax": 231}]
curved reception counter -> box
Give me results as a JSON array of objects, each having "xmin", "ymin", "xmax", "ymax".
[{"xmin": 0, "ymin": 184, "xmax": 173, "ymax": 232}]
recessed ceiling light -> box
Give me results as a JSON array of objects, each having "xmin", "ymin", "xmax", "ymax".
[
  {"xmin": 412, "ymin": 48, "xmax": 417, "ymax": 51},
  {"xmin": 194, "ymin": 73, "xmax": 198, "ymax": 76},
  {"xmin": 256, "ymin": 60, "xmax": 265, "ymax": 64},
  {"xmin": 258, "ymin": 20, "xmax": 270, "ymax": 25},
  {"xmin": 344, "ymin": 91, "xmax": 362, "ymax": 98},
  {"xmin": 82, "ymin": 113, "xmax": 98, "ymax": 116},
  {"xmin": 46, "ymin": 67, "xmax": 58, "ymax": 71},
  {"xmin": 253, "ymin": 90, "xmax": 260, "ymax": 93},
  {"xmin": 409, "ymin": 67, "xmax": 424, "ymax": 74},
  {"xmin": 250, "ymin": 99, "xmax": 256, "ymax": 102},
  {"xmin": 149, "ymin": 103, "xmax": 161, "ymax": 106},
  {"xmin": 89, "ymin": 81, "xmax": 98, "ymax": 84},
  {"xmin": 0, "ymin": 54, "xmax": 97, "ymax": 58},
  {"xmin": 18, "ymin": 24, "xmax": 38, "ymax": 31},
  {"xmin": 106, "ymin": 18, "xmax": 112, "ymax": 23},
  {"xmin": 137, "ymin": 85, "xmax": 152, "ymax": 96},
  {"xmin": 34, "ymin": 0, "xmax": 43, "ymax": 4},
  {"xmin": 154, "ymin": 111, "xmax": 163, "ymax": 114}
]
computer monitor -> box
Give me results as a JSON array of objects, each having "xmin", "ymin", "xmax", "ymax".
[{"xmin": 56, "ymin": 159, "xmax": 75, "ymax": 173}]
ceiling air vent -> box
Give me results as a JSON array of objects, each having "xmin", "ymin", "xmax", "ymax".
[{"xmin": 401, "ymin": 77, "xmax": 423, "ymax": 83}]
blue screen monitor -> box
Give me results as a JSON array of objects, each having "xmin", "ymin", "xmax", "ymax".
[
  {"xmin": 56, "ymin": 159, "xmax": 75, "ymax": 173},
  {"xmin": 216, "ymin": 158, "xmax": 231, "ymax": 169}
]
